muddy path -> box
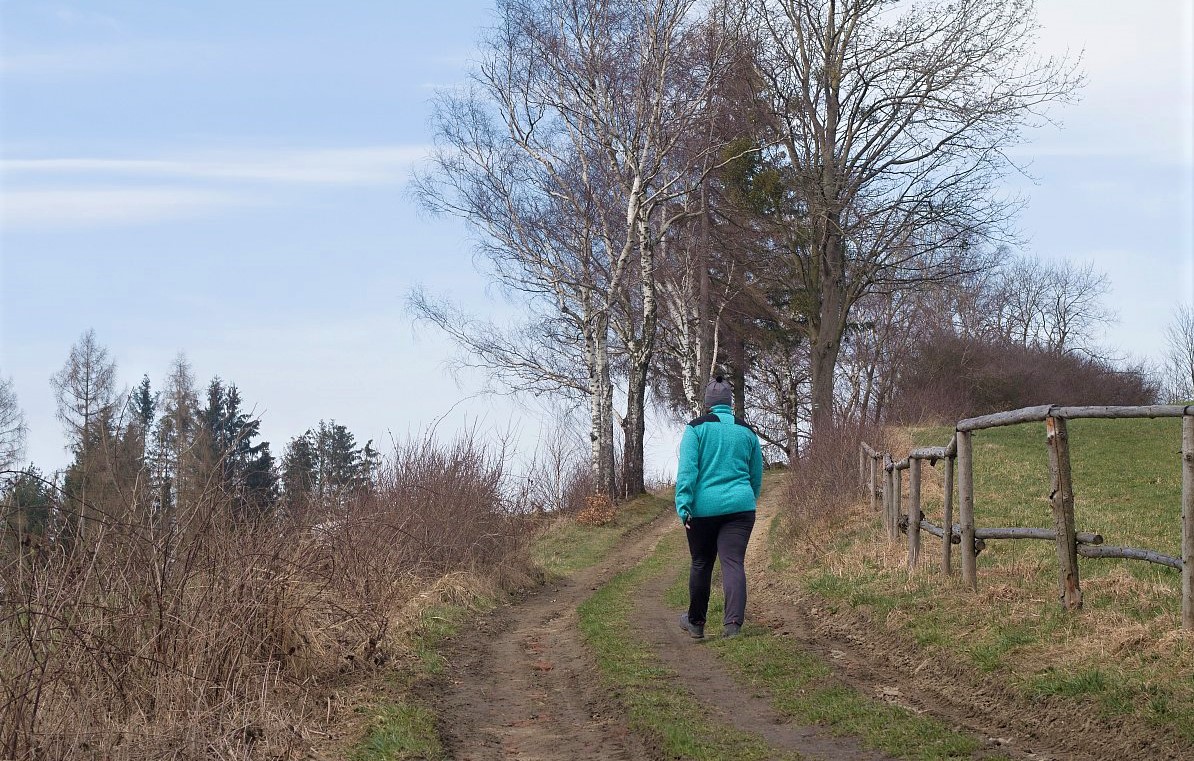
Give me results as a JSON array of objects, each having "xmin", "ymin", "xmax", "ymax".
[
  {"xmin": 432, "ymin": 511, "xmax": 673, "ymax": 761},
  {"xmin": 433, "ymin": 483, "xmax": 1182, "ymax": 761},
  {"xmin": 631, "ymin": 549, "xmax": 896, "ymax": 761}
]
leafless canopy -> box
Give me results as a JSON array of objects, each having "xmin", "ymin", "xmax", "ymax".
[
  {"xmin": 742, "ymin": 0, "xmax": 1082, "ymax": 429},
  {"xmin": 0, "ymin": 375, "xmax": 26, "ymax": 469}
]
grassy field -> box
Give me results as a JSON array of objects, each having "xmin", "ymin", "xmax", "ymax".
[{"xmin": 791, "ymin": 417, "xmax": 1194, "ymax": 744}]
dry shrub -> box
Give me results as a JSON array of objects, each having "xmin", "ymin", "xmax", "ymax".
[
  {"xmin": 783, "ymin": 424, "xmax": 885, "ymax": 544},
  {"xmin": 575, "ymin": 493, "xmax": 617, "ymax": 526},
  {"xmin": 889, "ymin": 332, "xmax": 1157, "ymax": 423},
  {"xmin": 0, "ymin": 432, "xmax": 536, "ymax": 760},
  {"xmin": 513, "ymin": 425, "xmax": 594, "ymax": 515}
]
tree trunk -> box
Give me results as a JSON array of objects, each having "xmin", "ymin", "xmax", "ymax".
[
  {"xmin": 809, "ymin": 230, "xmax": 848, "ymax": 434},
  {"xmin": 730, "ymin": 332, "xmax": 747, "ymax": 418},
  {"xmin": 621, "ymin": 222, "xmax": 659, "ymax": 500},
  {"xmin": 786, "ymin": 364, "xmax": 800, "ymax": 462},
  {"xmin": 697, "ymin": 190, "xmax": 714, "ymax": 405},
  {"xmin": 809, "ymin": 330, "xmax": 842, "ymax": 434},
  {"xmin": 621, "ymin": 362, "xmax": 648, "ymax": 499},
  {"xmin": 588, "ymin": 314, "xmax": 616, "ymax": 497}
]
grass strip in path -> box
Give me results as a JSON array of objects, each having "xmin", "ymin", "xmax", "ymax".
[
  {"xmin": 659, "ymin": 555, "xmax": 1001, "ymax": 760},
  {"xmin": 579, "ymin": 527, "xmax": 803, "ymax": 761},
  {"xmin": 533, "ymin": 493, "xmax": 671, "ymax": 576}
]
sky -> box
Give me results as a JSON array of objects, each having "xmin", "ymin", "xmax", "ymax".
[{"xmin": 1, "ymin": 0, "xmax": 1192, "ymax": 476}]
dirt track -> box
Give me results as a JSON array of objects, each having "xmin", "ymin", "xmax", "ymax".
[{"xmin": 432, "ymin": 486, "xmax": 1186, "ymax": 760}]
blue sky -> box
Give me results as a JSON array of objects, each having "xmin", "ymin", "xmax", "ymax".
[{"xmin": 2, "ymin": 0, "xmax": 1192, "ymax": 474}]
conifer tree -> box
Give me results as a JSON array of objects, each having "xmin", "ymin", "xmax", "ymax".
[{"xmin": 51, "ymin": 330, "xmax": 118, "ymax": 543}]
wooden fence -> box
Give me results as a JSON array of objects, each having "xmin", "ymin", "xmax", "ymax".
[{"xmin": 860, "ymin": 404, "xmax": 1194, "ymax": 630}]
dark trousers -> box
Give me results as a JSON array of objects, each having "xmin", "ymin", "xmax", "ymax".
[{"xmin": 685, "ymin": 510, "xmax": 755, "ymax": 627}]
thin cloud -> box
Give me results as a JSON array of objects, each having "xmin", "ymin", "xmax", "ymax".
[
  {"xmin": 2, "ymin": 146, "xmax": 431, "ymax": 185},
  {"xmin": 1, "ymin": 187, "xmax": 248, "ymax": 230}
]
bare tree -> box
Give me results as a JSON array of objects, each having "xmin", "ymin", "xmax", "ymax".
[
  {"xmin": 51, "ymin": 329, "xmax": 117, "ymax": 452},
  {"xmin": 1162, "ymin": 305, "xmax": 1194, "ymax": 402},
  {"xmin": 742, "ymin": 0, "xmax": 1081, "ymax": 432},
  {"xmin": 1040, "ymin": 259, "xmax": 1115, "ymax": 356},
  {"xmin": 414, "ymin": 0, "xmax": 743, "ymax": 497},
  {"xmin": 50, "ymin": 329, "xmax": 118, "ymax": 540},
  {"xmin": 994, "ymin": 254, "xmax": 1054, "ymax": 347},
  {"xmin": 989, "ymin": 255, "xmax": 1114, "ymax": 355},
  {"xmin": 0, "ymin": 374, "xmax": 26, "ymax": 469}
]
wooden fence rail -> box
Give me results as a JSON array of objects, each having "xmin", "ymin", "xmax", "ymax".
[{"xmin": 859, "ymin": 404, "xmax": 1194, "ymax": 630}]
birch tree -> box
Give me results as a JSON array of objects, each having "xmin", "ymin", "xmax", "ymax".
[
  {"xmin": 743, "ymin": 0, "xmax": 1081, "ymax": 432},
  {"xmin": 414, "ymin": 0, "xmax": 742, "ymax": 497}
]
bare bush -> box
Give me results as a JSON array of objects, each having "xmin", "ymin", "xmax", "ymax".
[
  {"xmin": 888, "ymin": 333, "xmax": 1157, "ymax": 423},
  {"xmin": 512, "ymin": 423, "xmax": 593, "ymax": 515},
  {"xmin": 783, "ymin": 424, "xmax": 884, "ymax": 544},
  {"xmin": 0, "ymin": 433, "xmax": 535, "ymax": 760}
]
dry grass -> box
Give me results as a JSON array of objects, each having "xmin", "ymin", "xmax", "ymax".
[{"xmin": 0, "ymin": 433, "xmax": 538, "ymax": 761}]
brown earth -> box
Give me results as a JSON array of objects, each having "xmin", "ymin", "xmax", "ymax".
[
  {"xmin": 430, "ymin": 483, "xmax": 1187, "ymax": 761},
  {"xmin": 431, "ymin": 512, "xmax": 671, "ymax": 761}
]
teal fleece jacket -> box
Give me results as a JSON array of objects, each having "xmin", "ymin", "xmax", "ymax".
[{"xmin": 675, "ymin": 404, "xmax": 763, "ymax": 522}]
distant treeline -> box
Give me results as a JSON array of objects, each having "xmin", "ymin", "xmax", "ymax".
[{"xmin": 2, "ymin": 329, "xmax": 380, "ymax": 546}]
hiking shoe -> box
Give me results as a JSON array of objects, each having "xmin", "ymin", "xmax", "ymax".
[
  {"xmin": 679, "ymin": 613, "xmax": 705, "ymax": 639},
  {"xmin": 722, "ymin": 623, "xmax": 741, "ymax": 639}
]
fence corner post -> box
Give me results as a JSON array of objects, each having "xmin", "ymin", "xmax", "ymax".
[
  {"xmin": 1046, "ymin": 415, "xmax": 1082, "ymax": 612},
  {"xmin": 957, "ymin": 429, "xmax": 977, "ymax": 590},
  {"xmin": 1182, "ymin": 415, "xmax": 1193, "ymax": 630},
  {"xmin": 859, "ymin": 444, "xmax": 867, "ymax": 491}
]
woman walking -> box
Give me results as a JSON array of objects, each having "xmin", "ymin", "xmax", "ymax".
[{"xmin": 676, "ymin": 375, "xmax": 763, "ymax": 639}]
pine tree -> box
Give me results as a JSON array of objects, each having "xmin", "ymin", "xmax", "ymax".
[
  {"xmin": 195, "ymin": 377, "xmax": 277, "ymax": 520},
  {"xmin": 1, "ymin": 466, "xmax": 56, "ymax": 556},
  {"xmin": 155, "ymin": 354, "xmax": 200, "ymax": 521},
  {"xmin": 281, "ymin": 420, "xmax": 374, "ymax": 514},
  {"xmin": 281, "ymin": 432, "xmax": 317, "ymax": 511}
]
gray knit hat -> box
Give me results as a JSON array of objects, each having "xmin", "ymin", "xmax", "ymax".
[{"xmin": 704, "ymin": 375, "xmax": 733, "ymax": 409}]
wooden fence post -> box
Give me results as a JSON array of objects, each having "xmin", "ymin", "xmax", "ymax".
[
  {"xmin": 908, "ymin": 458, "xmax": 922, "ymax": 569},
  {"xmin": 1182, "ymin": 415, "xmax": 1193, "ymax": 629},
  {"xmin": 883, "ymin": 456, "xmax": 894, "ymax": 538},
  {"xmin": 859, "ymin": 445, "xmax": 867, "ymax": 490},
  {"xmin": 1046, "ymin": 416, "xmax": 1083, "ymax": 612},
  {"xmin": 891, "ymin": 465, "xmax": 903, "ymax": 541},
  {"xmin": 941, "ymin": 455, "xmax": 955, "ymax": 576},
  {"xmin": 869, "ymin": 456, "xmax": 879, "ymax": 513},
  {"xmin": 957, "ymin": 430, "xmax": 977, "ymax": 590}
]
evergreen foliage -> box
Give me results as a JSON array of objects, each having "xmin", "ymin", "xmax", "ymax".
[{"xmin": 281, "ymin": 420, "xmax": 378, "ymax": 511}]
